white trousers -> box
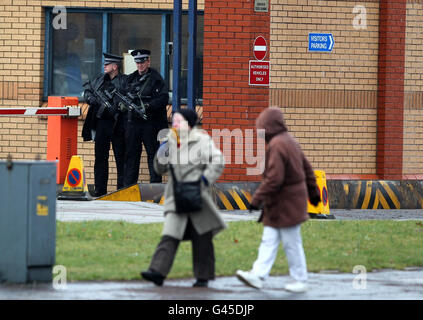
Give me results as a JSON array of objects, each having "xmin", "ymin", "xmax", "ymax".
[{"xmin": 251, "ymin": 225, "xmax": 308, "ymax": 283}]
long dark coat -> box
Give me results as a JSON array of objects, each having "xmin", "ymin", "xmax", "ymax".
[{"xmin": 250, "ymin": 107, "xmax": 320, "ymax": 228}]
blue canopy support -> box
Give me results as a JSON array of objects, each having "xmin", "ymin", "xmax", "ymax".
[
  {"xmin": 172, "ymin": 0, "xmax": 182, "ymax": 111},
  {"xmin": 172, "ymin": 0, "xmax": 198, "ymax": 112},
  {"xmin": 187, "ymin": 0, "xmax": 197, "ymax": 110}
]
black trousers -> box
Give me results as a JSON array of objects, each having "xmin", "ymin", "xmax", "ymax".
[
  {"xmin": 149, "ymin": 219, "xmax": 215, "ymax": 280},
  {"xmin": 94, "ymin": 114, "xmax": 126, "ymax": 196},
  {"xmin": 124, "ymin": 119, "xmax": 162, "ymax": 185}
]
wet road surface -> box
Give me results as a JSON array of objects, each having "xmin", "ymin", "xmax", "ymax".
[{"xmin": 1, "ymin": 268, "xmax": 422, "ymax": 300}]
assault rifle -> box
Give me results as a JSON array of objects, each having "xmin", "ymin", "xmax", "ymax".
[
  {"xmin": 84, "ymin": 81, "xmax": 116, "ymax": 119},
  {"xmin": 109, "ymin": 88, "xmax": 147, "ymax": 120}
]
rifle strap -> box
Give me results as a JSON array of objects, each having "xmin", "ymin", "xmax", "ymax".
[{"xmin": 137, "ymin": 76, "xmax": 151, "ymax": 106}]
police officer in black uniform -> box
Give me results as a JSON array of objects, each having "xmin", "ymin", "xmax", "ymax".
[
  {"xmin": 123, "ymin": 49, "xmax": 169, "ymax": 184},
  {"xmin": 82, "ymin": 53, "xmax": 127, "ymax": 197}
]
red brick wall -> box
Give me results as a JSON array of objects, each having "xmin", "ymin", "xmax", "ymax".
[
  {"xmin": 203, "ymin": 0, "xmax": 270, "ymax": 182},
  {"xmin": 377, "ymin": 0, "xmax": 406, "ymax": 179}
]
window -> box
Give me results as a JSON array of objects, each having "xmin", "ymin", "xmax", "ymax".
[
  {"xmin": 45, "ymin": 8, "xmax": 204, "ymax": 102},
  {"xmin": 50, "ymin": 13, "xmax": 102, "ymax": 98},
  {"xmin": 110, "ymin": 14, "xmax": 162, "ymax": 75}
]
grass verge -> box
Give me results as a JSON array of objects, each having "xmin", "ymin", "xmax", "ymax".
[{"xmin": 56, "ymin": 220, "xmax": 423, "ymax": 281}]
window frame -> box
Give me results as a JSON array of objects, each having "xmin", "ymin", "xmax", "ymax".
[{"xmin": 43, "ymin": 7, "xmax": 203, "ymax": 105}]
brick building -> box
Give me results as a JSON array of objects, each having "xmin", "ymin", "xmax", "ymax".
[{"xmin": 0, "ymin": 0, "xmax": 422, "ymax": 193}]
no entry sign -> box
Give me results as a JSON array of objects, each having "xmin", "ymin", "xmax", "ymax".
[
  {"xmin": 249, "ymin": 60, "xmax": 270, "ymax": 86},
  {"xmin": 253, "ymin": 36, "xmax": 267, "ymax": 61}
]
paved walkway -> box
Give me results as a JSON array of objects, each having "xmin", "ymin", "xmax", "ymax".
[
  {"xmin": 1, "ymin": 268, "xmax": 422, "ymax": 300},
  {"xmin": 1, "ymin": 200, "xmax": 422, "ymax": 300},
  {"xmin": 56, "ymin": 200, "xmax": 261, "ymax": 224},
  {"xmin": 56, "ymin": 200, "xmax": 423, "ymax": 224}
]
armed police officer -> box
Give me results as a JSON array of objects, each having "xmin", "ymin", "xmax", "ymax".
[
  {"xmin": 123, "ymin": 49, "xmax": 169, "ymax": 185},
  {"xmin": 82, "ymin": 53, "xmax": 127, "ymax": 197}
]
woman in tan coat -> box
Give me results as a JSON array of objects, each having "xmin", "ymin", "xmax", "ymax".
[
  {"xmin": 141, "ymin": 108, "xmax": 226, "ymax": 288},
  {"xmin": 236, "ymin": 107, "xmax": 321, "ymax": 293}
]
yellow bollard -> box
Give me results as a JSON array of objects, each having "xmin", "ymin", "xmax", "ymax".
[
  {"xmin": 308, "ymin": 170, "xmax": 334, "ymax": 219},
  {"xmin": 57, "ymin": 155, "xmax": 91, "ymax": 200}
]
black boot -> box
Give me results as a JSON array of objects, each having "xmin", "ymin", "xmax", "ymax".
[
  {"xmin": 141, "ymin": 269, "xmax": 165, "ymax": 286},
  {"xmin": 193, "ymin": 279, "xmax": 208, "ymax": 287}
]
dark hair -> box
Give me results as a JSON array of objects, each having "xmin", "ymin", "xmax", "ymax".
[{"xmin": 176, "ymin": 108, "xmax": 198, "ymax": 128}]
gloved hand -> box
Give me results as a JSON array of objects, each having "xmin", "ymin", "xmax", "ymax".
[
  {"xmin": 86, "ymin": 95, "xmax": 97, "ymax": 106},
  {"xmin": 309, "ymin": 194, "xmax": 321, "ymax": 207},
  {"xmin": 248, "ymin": 203, "xmax": 260, "ymax": 212}
]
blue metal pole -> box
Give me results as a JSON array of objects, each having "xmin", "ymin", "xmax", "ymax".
[
  {"xmin": 172, "ymin": 0, "xmax": 182, "ymax": 112},
  {"xmin": 102, "ymin": 13, "xmax": 108, "ymax": 71},
  {"xmin": 187, "ymin": 0, "xmax": 197, "ymax": 110},
  {"xmin": 43, "ymin": 9, "xmax": 51, "ymax": 99},
  {"xmin": 160, "ymin": 14, "xmax": 166, "ymax": 79}
]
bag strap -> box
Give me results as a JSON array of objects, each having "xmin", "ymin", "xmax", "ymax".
[{"xmin": 169, "ymin": 164, "xmax": 178, "ymax": 183}]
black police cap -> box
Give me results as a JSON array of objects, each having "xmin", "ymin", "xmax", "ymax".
[
  {"xmin": 103, "ymin": 52, "xmax": 123, "ymax": 65},
  {"xmin": 131, "ymin": 49, "xmax": 151, "ymax": 63}
]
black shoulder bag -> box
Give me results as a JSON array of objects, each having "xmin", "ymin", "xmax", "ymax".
[{"xmin": 169, "ymin": 165, "xmax": 202, "ymax": 214}]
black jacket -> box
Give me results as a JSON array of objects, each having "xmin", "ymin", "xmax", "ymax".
[
  {"xmin": 124, "ymin": 68, "xmax": 169, "ymax": 129},
  {"xmin": 82, "ymin": 73, "xmax": 127, "ymax": 141}
]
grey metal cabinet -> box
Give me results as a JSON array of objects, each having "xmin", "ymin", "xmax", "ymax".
[{"xmin": 0, "ymin": 160, "xmax": 56, "ymax": 283}]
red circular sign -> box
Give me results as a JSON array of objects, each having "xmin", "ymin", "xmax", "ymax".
[
  {"xmin": 253, "ymin": 36, "xmax": 267, "ymax": 61},
  {"xmin": 322, "ymin": 186, "xmax": 328, "ymax": 206}
]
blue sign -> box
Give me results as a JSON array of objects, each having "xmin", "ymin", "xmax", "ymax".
[
  {"xmin": 67, "ymin": 169, "xmax": 81, "ymax": 186},
  {"xmin": 308, "ymin": 33, "xmax": 334, "ymax": 52}
]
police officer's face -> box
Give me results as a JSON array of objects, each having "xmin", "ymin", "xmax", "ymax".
[
  {"xmin": 104, "ymin": 63, "xmax": 119, "ymax": 77},
  {"xmin": 136, "ymin": 59, "xmax": 150, "ymax": 74},
  {"xmin": 104, "ymin": 63, "xmax": 113, "ymax": 73}
]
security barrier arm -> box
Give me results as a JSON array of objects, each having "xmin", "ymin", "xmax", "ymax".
[{"xmin": 0, "ymin": 107, "xmax": 81, "ymax": 117}]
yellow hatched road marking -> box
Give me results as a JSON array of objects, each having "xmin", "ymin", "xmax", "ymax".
[
  {"xmin": 240, "ymin": 190, "xmax": 252, "ymax": 203},
  {"xmin": 373, "ymin": 190, "xmax": 390, "ymax": 209},
  {"xmin": 217, "ymin": 190, "xmax": 234, "ymax": 210},
  {"xmin": 99, "ymin": 185, "xmax": 141, "ymax": 201},
  {"xmin": 361, "ymin": 181, "xmax": 373, "ymax": 209},
  {"xmin": 159, "ymin": 196, "xmax": 165, "ymax": 205},
  {"xmin": 380, "ymin": 181, "xmax": 400, "ymax": 209},
  {"xmin": 228, "ymin": 190, "xmax": 247, "ymax": 210}
]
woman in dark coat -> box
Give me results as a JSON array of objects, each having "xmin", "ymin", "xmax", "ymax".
[{"xmin": 236, "ymin": 107, "xmax": 321, "ymax": 293}]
